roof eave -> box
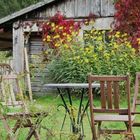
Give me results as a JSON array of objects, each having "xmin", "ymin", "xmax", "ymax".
[{"xmin": 0, "ymin": 0, "xmax": 56, "ymax": 26}]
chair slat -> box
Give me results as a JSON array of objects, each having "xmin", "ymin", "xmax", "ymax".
[
  {"xmin": 107, "ymin": 81, "xmax": 112, "ymax": 109},
  {"xmin": 113, "ymin": 81, "xmax": 119, "ymax": 109},
  {"xmin": 100, "ymin": 81, "xmax": 106, "ymax": 109},
  {"xmin": 132, "ymin": 73, "xmax": 140, "ymax": 112},
  {"xmin": 94, "ymin": 108, "xmax": 128, "ymax": 114},
  {"xmin": 90, "ymin": 76, "xmax": 127, "ymax": 81}
]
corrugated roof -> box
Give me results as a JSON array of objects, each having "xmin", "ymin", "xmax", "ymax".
[{"xmin": 0, "ymin": 0, "xmax": 56, "ymax": 25}]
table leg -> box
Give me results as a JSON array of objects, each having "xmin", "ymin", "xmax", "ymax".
[
  {"xmin": 57, "ymin": 87, "xmax": 90, "ymax": 137},
  {"xmin": 57, "ymin": 88, "xmax": 70, "ymax": 114},
  {"xmin": 77, "ymin": 88, "xmax": 84, "ymax": 125},
  {"xmin": 57, "ymin": 88, "xmax": 76, "ymax": 133},
  {"xmin": 80, "ymin": 100, "xmax": 89, "ymax": 123},
  {"xmin": 66, "ymin": 88, "xmax": 78, "ymax": 133},
  {"xmin": 60, "ymin": 110, "xmax": 67, "ymax": 131}
]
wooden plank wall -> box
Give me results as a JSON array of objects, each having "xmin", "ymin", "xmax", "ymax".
[
  {"xmin": 28, "ymin": 37, "xmax": 47, "ymax": 95},
  {"xmin": 36, "ymin": 0, "xmax": 115, "ymax": 18}
]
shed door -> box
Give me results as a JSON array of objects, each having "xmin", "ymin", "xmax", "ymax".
[{"xmin": 28, "ymin": 36, "xmax": 47, "ymax": 95}]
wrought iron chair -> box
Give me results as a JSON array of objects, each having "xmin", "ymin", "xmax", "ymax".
[{"xmin": 88, "ymin": 74, "xmax": 135, "ymax": 140}]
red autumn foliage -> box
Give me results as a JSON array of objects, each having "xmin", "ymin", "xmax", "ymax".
[
  {"xmin": 42, "ymin": 11, "xmax": 81, "ymax": 49},
  {"xmin": 42, "ymin": 11, "xmax": 95, "ymax": 49},
  {"xmin": 114, "ymin": 0, "xmax": 140, "ymax": 49}
]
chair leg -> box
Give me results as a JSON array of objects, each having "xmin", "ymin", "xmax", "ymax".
[
  {"xmin": 26, "ymin": 127, "xmax": 40, "ymax": 140},
  {"xmin": 0, "ymin": 115, "xmax": 16, "ymax": 140},
  {"xmin": 126, "ymin": 134, "xmax": 136, "ymax": 140},
  {"xmin": 97, "ymin": 121, "xmax": 102, "ymax": 138},
  {"xmin": 25, "ymin": 118, "xmax": 41, "ymax": 140},
  {"xmin": 91, "ymin": 123, "xmax": 98, "ymax": 140},
  {"xmin": 33, "ymin": 130, "xmax": 40, "ymax": 140},
  {"xmin": 13, "ymin": 120, "xmax": 21, "ymax": 133},
  {"xmin": 124, "ymin": 122, "xmax": 136, "ymax": 140}
]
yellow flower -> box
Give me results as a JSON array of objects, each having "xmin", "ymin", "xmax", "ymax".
[
  {"xmin": 115, "ymin": 34, "xmax": 120, "ymax": 38},
  {"xmin": 53, "ymin": 35, "xmax": 60, "ymax": 39},
  {"xmin": 131, "ymin": 48, "xmax": 135, "ymax": 53},
  {"xmin": 104, "ymin": 53, "xmax": 110, "ymax": 60},
  {"xmin": 137, "ymin": 38, "xmax": 140, "ymax": 45},
  {"xmin": 85, "ymin": 47, "xmax": 90, "ymax": 52},
  {"xmin": 63, "ymin": 33, "xmax": 67, "ymax": 36},
  {"xmin": 47, "ymin": 35, "xmax": 51, "ymax": 39},
  {"xmin": 44, "ymin": 51, "xmax": 48, "ymax": 54},
  {"xmin": 59, "ymin": 26, "xmax": 63, "ymax": 30},
  {"xmin": 84, "ymin": 58, "xmax": 89, "ymax": 63},
  {"xmin": 67, "ymin": 36, "xmax": 72, "ymax": 42},
  {"xmin": 72, "ymin": 32, "xmax": 75, "ymax": 36},
  {"xmin": 98, "ymin": 46, "xmax": 103, "ymax": 51},
  {"xmin": 51, "ymin": 23, "xmax": 55, "ymax": 27},
  {"xmin": 55, "ymin": 43, "xmax": 60, "ymax": 47},
  {"xmin": 116, "ymin": 31, "xmax": 120, "ymax": 35},
  {"xmin": 114, "ymin": 43, "xmax": 119, "ymax": 49},
  {"xmin": 64, "ymin": 44, "xmax": 69, "ymax": 49},
  {"xmin": 97, "ymin": 36, "xmax": 102, "ymax": 41},
  {"xmin": 93, "ymin": 54, "xmax": 97, "ymax": 60},
  {"xmin": 47, "ymin": 38, "xmax": 51, "ymax": 42},
  {"xmin": 84, "ymin": 33, "xmax": 89, "ymax": 37},
  {"xmin": 43, "ymin": 38, "xmax": 46, "ymax": 42},
  {"xmin": 111, "ymin": 50, "xmax": 115, "ymax": 55},
  {"xmin": 77, "ymin": 56, "xmax": 80, "ymax": 59}
]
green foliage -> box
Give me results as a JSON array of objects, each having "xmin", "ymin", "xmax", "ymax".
[
  {"xmin": 0, "ymin": 51, "xmax": 11, "ymax": 60},
  {"xmin": 47, "ymin": 29, "xmax": 140, "ymax": 83},
  {"xmin": 0, "ymin": 0, "xmax": 41, "ymax": 18}
]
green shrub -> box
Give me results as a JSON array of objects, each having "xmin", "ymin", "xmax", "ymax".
[{"xmin": 47, "ymin": 30, "xmax": 140, "ymax": 83}]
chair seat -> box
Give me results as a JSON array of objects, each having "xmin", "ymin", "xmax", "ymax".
[
  {"xmin": 3, "ymin": 112, "xmax": 48, "ymax": 119},
  {"xmin": 95, "ymin": 114, "xmax": 135, "ymax": 122},
  {"xmin": 1, "ymin": 101, "xmax": 23, "ymax": 106}
]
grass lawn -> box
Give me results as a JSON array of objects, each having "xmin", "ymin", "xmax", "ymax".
[{"xmin": 0, "ymin": 94, "xmax": 140, "ymax": 140}]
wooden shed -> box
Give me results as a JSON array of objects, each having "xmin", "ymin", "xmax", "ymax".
[{"xmin": 0, "ymin": 0, "xmax": 115, "ymax": 94}]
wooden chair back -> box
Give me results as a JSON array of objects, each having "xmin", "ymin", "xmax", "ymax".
[
  {"xmin": 0, "ymin": 74, "xmax": 26, "ymax": 110},
  {"xmin": 132, "ymin": 72, "xmax": 140, "ymax": 114},
  {"xmin": 88, "ymin": 75, "xmax": 133, "ymax": 138}
]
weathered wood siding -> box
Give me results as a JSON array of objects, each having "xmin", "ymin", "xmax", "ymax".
[
  {"xmin": 28, "ymin": 37, "xmax": 47, "ymax": 95},
  {"xmin": 28, "ymin": 0, "xmax": 115, "ymax": 19}
]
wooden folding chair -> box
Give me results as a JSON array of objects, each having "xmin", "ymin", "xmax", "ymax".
[
  {"xmin": 0, "ymin": 74, "xmax": 48, "ymax": 140},
  {"xmin": 132, "ymin": 72, "xmax": 140, "ymax": 127},
  {"xmin": 88, "ymin": 75, "xmax": 135, "ymax": 140}
]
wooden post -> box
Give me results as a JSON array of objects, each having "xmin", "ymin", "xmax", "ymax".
[
  {"xmin": 13, "ymin": 21, "xmax": 24, "ymax": 73},
  {"xmin": 24, "ymin": 47, "xmax": 33, "ymax": 101}
]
